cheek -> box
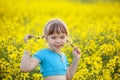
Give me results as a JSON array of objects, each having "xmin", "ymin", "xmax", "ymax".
[
  {"xmin": 63, "ymin": 39, "xmax": 67, "ymax": 44},
  {"xmin": 48, "ymin": 39, "xmax": 55, "ymax": 44}
]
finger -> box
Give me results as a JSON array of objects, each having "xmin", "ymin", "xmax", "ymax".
[
  {"xmin": 77, "ymin": 49, "xmax": 81, "ymax": 54},
  {"xmin": 74, "ymin": 46, "xmax": 78, "ymax": 51},
  {"xmin": 74, "ymin": 47, "xmax": 81, "ymax": 54},
  {"xmin": 28, "ymin": 34, "xmax": 35, "ymax": 39}
]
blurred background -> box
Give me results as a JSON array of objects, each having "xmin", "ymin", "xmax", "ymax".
[{"xmin": 0, "ymin": 0, "xmax": 120, "ymax": 80}]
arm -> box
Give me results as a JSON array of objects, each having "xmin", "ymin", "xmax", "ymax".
[
  {"xmin": 20, "ymin": 50, "xmax": 39, "ymax": 72},
  {"xmin": 66, "ymin": 47, "xmax": 81, "ymax": 80},
  {"xmin": 20, "ymin": 34, "xmax": 39, "ymax": 72}
]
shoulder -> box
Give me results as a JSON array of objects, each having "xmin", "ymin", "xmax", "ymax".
[
  {"xmin": 35, "ymin": 48, "xmax": 48, "ymax": 54},
  {"xmin": 62, "ymin": 53, "xmax": 68, "ymax": 59},
  {"xmin": 32, "ymin": 48, "xmax": 48, "ymax": 58},
  {"xmin": 62, "ymin": 53, "xmax": 67, "ymax": 57},
  {"xmin": 32, "ymin": 48, "xmax": 49, "ymax": 63}
]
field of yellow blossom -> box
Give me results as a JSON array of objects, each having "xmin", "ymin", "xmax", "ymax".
[{"xmin": 0, "ymin": 0, "xmax": 120, "ymax": 80}]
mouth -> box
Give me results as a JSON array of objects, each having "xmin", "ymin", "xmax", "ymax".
[{"xmin": 54, "ymin": 45, "xmax": 63, "ymax": 49}]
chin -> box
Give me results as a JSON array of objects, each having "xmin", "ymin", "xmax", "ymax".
[{"xmin": 53, "ymin": 48, "xmax": 61, "ymax": 52}]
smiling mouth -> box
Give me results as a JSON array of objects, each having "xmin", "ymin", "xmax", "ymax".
[{"xmin": 54, "ymin": 45, "xmax": 62, "ymax": 49}]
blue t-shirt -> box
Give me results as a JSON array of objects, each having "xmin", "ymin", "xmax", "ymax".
[{"xmin": 32, "ymin": 48, "xmax": 68, "ymax": 77}]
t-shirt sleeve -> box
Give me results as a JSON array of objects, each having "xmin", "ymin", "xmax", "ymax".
[{"xmin": 32, "ymin": 50, "xmax": 44, "ymax": 64}]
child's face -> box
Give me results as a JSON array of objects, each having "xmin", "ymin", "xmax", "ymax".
[{"xmin": 46, "ymin": 33, "xmax": 67, "ymax": 53}]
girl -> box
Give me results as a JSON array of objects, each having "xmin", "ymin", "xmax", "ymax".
[{"xmin": 20, "ymin": 18, "xmax": 81, "ymax": 80}]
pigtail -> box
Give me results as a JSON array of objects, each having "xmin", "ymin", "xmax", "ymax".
[
  {"xmin": 33, "ymin": 35, "xmax": 45, "ymax": 42},
  {"xmin": 35, "ymin": 35, "xmax": 45, "ymax": 39},
  {"xmin": 66, "ymin": 39, "xmax": 75, "ymax": 48}
]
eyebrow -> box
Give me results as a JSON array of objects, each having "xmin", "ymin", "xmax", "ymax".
[
  {"xmin": 60, "ymin": 35, "xmax": 66, "ymax": 36},
  {"xmin": 52, "ymin": 34, "xmax": 66, "ymax": 36}
]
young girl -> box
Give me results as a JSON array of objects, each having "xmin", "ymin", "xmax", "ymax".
[{"xmin": 20, "ymin": 18, "xmax": 81, "ymax": 80}]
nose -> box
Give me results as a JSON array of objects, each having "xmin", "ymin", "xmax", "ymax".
[{"xmin": 56, "ymin": 38, "xmax": 61, "ymax": 43}]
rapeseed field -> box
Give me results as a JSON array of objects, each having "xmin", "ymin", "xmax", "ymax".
[{"xmin": 0, "ymin": 0, "xmax": 120, "ymax": 80}]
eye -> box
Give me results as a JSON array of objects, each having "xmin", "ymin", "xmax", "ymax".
[
  {"xmin": 51, "ymin": 36, "xmax": 56, "ymax": 39},
  {"xmin": 60, "ymin": 36, "xmax": 65, "ymax": 39}
]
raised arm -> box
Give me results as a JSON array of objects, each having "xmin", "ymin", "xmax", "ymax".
[
  {"xmin": 66, "ymin": 47, "xmax": 81, "ymax": 80},
  {"xmin": 20, "ymin": 50, "xmax": 39, "ymax": 72},
  {"xmin": 20, "ymin": 34, "xmax": 39, "ymax": 72}
]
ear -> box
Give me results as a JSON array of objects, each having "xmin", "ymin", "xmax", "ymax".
[{"xmin": 45, "ymin": 36, "xmax": 48, "ymax": 42}]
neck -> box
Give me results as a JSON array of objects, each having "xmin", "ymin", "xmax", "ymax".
[{"xmin": 48, "ymin": 47, "xmax": 61, "ymax": 54}]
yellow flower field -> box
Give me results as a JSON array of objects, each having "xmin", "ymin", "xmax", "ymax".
[{"xmin": 0, "ymin": 0, "xmax": 120, "ymax": 80}]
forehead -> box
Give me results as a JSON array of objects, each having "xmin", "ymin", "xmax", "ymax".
[
  {"xmin": 49, "ymin": 33, "xmax": 67, "ymax": 36},
  {"xmin": 44, "ymin": 20, "xmax": 68, "ymax": 36}
]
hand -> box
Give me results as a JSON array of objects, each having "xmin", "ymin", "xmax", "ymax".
[
  {"xmin": 24, "ymin": 34, "xmax": 34, "ymax": 43},
  {"xmin": 72, "ymin": 47, "xmax": 81, "ymax": 60}
]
